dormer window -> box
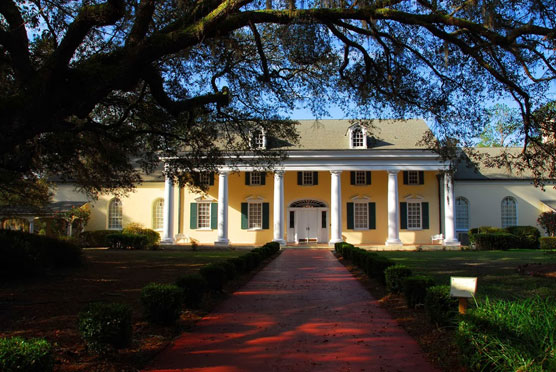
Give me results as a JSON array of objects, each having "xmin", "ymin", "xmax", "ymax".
[
  {"xmin": 349, "ymin": 125, "xmax": 367, "ymax": 149},
  {"xmin": 250, "ymin": 129, "xmax": 266, "ymax": 149}
]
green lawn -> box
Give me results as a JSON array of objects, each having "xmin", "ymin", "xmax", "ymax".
[{"xmin": 378, "ymin": 250, "xmax": 556, "ymax": 300}]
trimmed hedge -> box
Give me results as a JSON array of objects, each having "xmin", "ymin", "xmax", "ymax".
[
  {"xmin": 217, "ymin": 261, "xmax": 237, "ymax": 281},
  {"xmin": 539, "ymin": 236, "xmax": 556, "ymax": 250},
  {"xmin": 473, "ymin": 233, "xmax": 520, "ymax": 251},
  {"xmin": 79, "ymin": 230, "xmax": 114, "ymax": 247},
  {"xmin": 0, "ymin": 337, "xmax": 53, "ymax": 372},
  {"xmin": 403, "ymin": 275, "xmax": 436, "ymax": 309},
  {"xmin": 199, "ymin": 263, "xmax": 228, "ymax": 291},
  {"xmin": 122, "ymin": 225, "xmax": 160, "ymax": 248},
  {"xmin": 0, "ymin": 230, "xmax": 82, "ymax": 278},
  {"xmin": 457, "ymin": 296, "xmax": 556, "ymax": 372},
  {"xmin": 141, "ymin": 283, "xmax": 183, "ymax": 324},
  {"xmin": 106, "ymin": 233, "xmax": 149, "ymax": 250},
  {"xmin": 78, "ymin": 302, "xmax": 132, "ymax": 353},
  {"xmin": 335, "ymin": 243, "xmax": 394, "ymax": 284},
  {"xmin": 424, "ymin": 285, "xmax": 459, "ymax": 327},
  {"xmin": 504, "ymin": 225, "xmax": 540, "ymax": 249},
  {"xmin": 175, "ymin": 274, "xmax": 208, "ymax": 308},
  {"xmin": 384, "ymin": 265, "xmax": 413, "ymax": 294}
]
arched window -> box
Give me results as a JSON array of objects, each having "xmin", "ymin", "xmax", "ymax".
[
  {"xmin": 152, "ymin": 198, "xmax": 164, "ymax": 230},
  {"xmin": 455, "ymin": 197, "xmax": 469, "ymax": 231},
  {"xmin": 351, "ymin": 127, "xmax": 364, "ymax": 148},
  {"xmin": 250, "ymin": 129, "xmax": 266, "ymax": 149},
  {"xmin": 108, "ymin": 198, "xmax": 123, "ymax": 229},
  {"xmin": 501, "ymin": 196, "xmax": 517, "ymax": 228}
]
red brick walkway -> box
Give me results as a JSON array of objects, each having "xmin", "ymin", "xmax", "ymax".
[{"xmin": 145, "ymin": 249, "xmax": 438, "ymax": 372}]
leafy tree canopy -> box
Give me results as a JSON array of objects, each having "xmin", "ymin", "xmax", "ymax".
[
  {"xmin": 1, "ymin": 0, "xmax": 556, "ymax": 199},
  {"xmin": 476, "ymin": 103, "xmax": 522, "ymax": 147}
]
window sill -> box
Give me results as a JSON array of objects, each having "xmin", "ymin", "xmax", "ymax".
[
  {"xmin": 196, "ymin": 228, "xmax": 213, "ymax": 231},
  {"xmin": 247, "ymin": 228, "xmax": 263, "ymax": 231}
]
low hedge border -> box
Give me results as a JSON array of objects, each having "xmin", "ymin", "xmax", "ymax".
[
  {"xmin": 78, "ymin": 302, "xmax": 132, "ymax": 354},
  {"xmin": 0, "ymin": 337, "xmax": 53, "ymax": 372}
]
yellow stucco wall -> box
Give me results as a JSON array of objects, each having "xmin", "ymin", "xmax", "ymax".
[
  {"xmin": 54, "ymin": 171, "xmax": 441, "ymax": 244},
  {"xmin": 455, "ymin": 180, "xmax": 556, "ymax": 234}
]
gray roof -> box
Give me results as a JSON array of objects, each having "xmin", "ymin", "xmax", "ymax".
[
  {"xmin": 454, "ymin": 147, "xmax": 533, "ymax": 180},
  {"xmin": 276, "ymin": 119, "xmax": 431, "ymax": 150}
]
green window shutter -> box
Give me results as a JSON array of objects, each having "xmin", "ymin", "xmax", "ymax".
[
  {"xmin": 347, "ymin": 202, "xmax": 354, "ymax": 229},
  {"xmin": 366, "ymin": 171, "xmax": 372, "ymax": 185},
  {"xmin": 422, "ymin": 202, "xmax": 429, "ymax": 229},
  {"xmin": 419, "ymin": 171, "xmax": 425, "ymax": 185},
  {"xmin": 400, "ymin": 202, "xmax": 407, "ymax": 229},
  {"xmin": 209, "ymin": 173, "xmax": 215, "ymax": 186},
  {"xmin": 241, "ymin": 203, "xmax": 248, "ymax": 229},
  {"xmin": 190, "ymin": 203, "xmax": 197, "ymax": 229},
  {"xmin": 210, "ymin": 203, "xmax": 218, "ymax": 229},
  {"xmin": 297, "ymin": 172, "xmax": 302, "ymax": 185},
  {"xmin": 261, "ymin": 172, "xmax": 266, "ymax": 185},
  {"xmin": 368, "ymin": 202, "xmax": 376, "ymax": 229},
  {"xmin": 403, "ymin": 171, "xmax": 408, "ymax": 185},
  {"xmin": 262, "ymin": 203, "xmax": 270, "ymax": 229},
  {"xmin": 245, "ymin": 172, "xmax": 250, "ymax": 185},
  {"xmin": 350, "ymin": 171, "xmax": 355, "ymax": 185},
  {"xmin": 313, "ymin": 171, "xmax": 318, "ymax": 185}
]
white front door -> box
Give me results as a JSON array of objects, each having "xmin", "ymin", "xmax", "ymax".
[{"xmin": 298, "ymin": 209, "xmax": 318, "ymax": 242}]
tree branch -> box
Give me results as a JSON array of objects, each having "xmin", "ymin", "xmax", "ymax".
[
  {"xmin": 142, "ymin": 66, "xmax": 230, "ymax": 115},
  {"xmin": 126, "ymin": 0, "xmax": 156, "ymax": 46},
  {"xmin": 248, "ymin": 21, "xmax": 271, "ymax": 82},
  {"xmin": 51, "ymin": 0, "xmax": 125, "ymax": 71},
  {"xmin": 0, "ymin": 0, "xmax": 33, "ymax": 81}
]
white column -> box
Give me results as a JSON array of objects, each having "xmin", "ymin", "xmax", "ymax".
[
  {"xmin": 443, "ymin": 173, "xmax": 460, "ymax": 246},
  {"xmin": 215, "ymin": 171, "xmax": 230, "ymax": 246},
  {"xmin": 329, "ymin": 170, "xmax": 343, "ymax": 245},
  {"xmin": 273, "ymin": 170, "xmax": 286, "ymax": 246},
  {"xmin": 28, "ymin": 217, "xmax": 35, "ymax": 234},
  {"xmin": 161, "ymin": 169, "xmax": 175, "ymax": 244},
  {"xmin": 385, "ymin": 170, "xmax": 403, "ymax": 246}
]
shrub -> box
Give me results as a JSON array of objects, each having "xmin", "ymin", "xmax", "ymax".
[
  {"xmin": 537, "ymin": 211, "xmax": 556, "ymax": 237},
  {"xmin": 175, "ymin": 274, "xmax": 208, "ymax": 308},
  {"xmin": 368, "ymin": 256, "xmax": 395, "ymax": 284},
  {"xmin": 78, "ymin": 302, "xmax": 132, "ymax": 353},
  {"xmin": 122, "ymin": 224, "xmax": 160, "ymax": 248},
  {"xmin": 141, "ymin": 283, "xmax": 183, "ymax": 324},
  {"xmin": 468, "ymin": 226, "xmax": 504, "ymax": 244},
  {"xmin": 473, "ymin": 233, "xmax": 520, "ymax": 250},
  {"xmin": 334, "ymin": 242, "xmax": 354, "ymax": 257},
  {"xmin": 403, "ymin": 275, "xmax": 436, "ymax": 308},
  {"xmin": 229, "ymin": 256, "xmax": 248, "ymax": 274},
  {"xmin": 199, "ymin": 264, "xmax": 228, "ymax": 291},
  {"xmin": 244, "ymin": 251, "xmax": 262, "ymax": 270},
  {"xmin": 79, "ymin": 230, "xmax": 114, "ymax": 247},
  {"xmin": 263, "ymin": 241, "xmax": 281, "ymax": 253},
  {"xmin": 540, "ymin": 236, "xmax": 556, "ymax": 250},
  {"xmin": 218, "ymin": 261, "xmax": 237, "ymax": 281},
  {"xmin": 106, "ymin": 233, "xmax": 149, "ymax": 250},
  {"xmin": 384, "ymin": 265, "xmax": 413, "ymax": 294},
  {"xmin": 504, "ymin": 225, "xmax": 540, "ymax": 249},
  {"xmin": 424, "ymin": 285, "xmax": 459, "ymax": 327},
  {"xmin": 0, "ymin": 230, "xmax": 82, "ymax": 279},
  {"xmin": 0, "ymin": 337, "xmax": 53, "ymax": 372},
  {"xmin": 457, "ymin": 297, "xmax": 556, "ymax": 372}
]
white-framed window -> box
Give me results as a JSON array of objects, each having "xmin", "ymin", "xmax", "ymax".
[
  {"xmin": 251, "ymin": 129, "xmax": 266, "ymax": 149},
  {"xmin": 250, "ymin": 172, "xmax": 262, "ymax": 185},
  {"xmin": 455, "ymin": 197, "xmax": 469, "ymax": 231},
  {"xmin": 354, "ymin": 202, "xmax": 368, "ymax": 229},
  {"xmin": 349, "ymin": 124, "xmax": 367, "ymax": 149},
  {"xmin": 407, "ymin": 171, "xmax": 419, "ymax": 185},
  {"xmin": 407, "ymin": 202, "xmax": 422, "ymax": 229},
  {"xmin": 354, "ymin": 171, "xmax": 366, "ymax": 185},
  {"xmin": 197, "ymin": 202, "xmax": 211, "ymax": 229},
  {"xmin": 152, "ymin": 198, "xmax": 164, "ymax": 230},
  {"xmin": 501, "ymin": 196, "xmax": 517, "ymax": 228},
  {"xmin": 248, "ymin": 202, "xmax": 263, "ymax": 229},
  {"xmin": 108, "ymin": 198, "xmax": 123, "ymax": 229},
  {"xmin": 302, "ymin": 171, "xmax": 314, "ymax": 185}
]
